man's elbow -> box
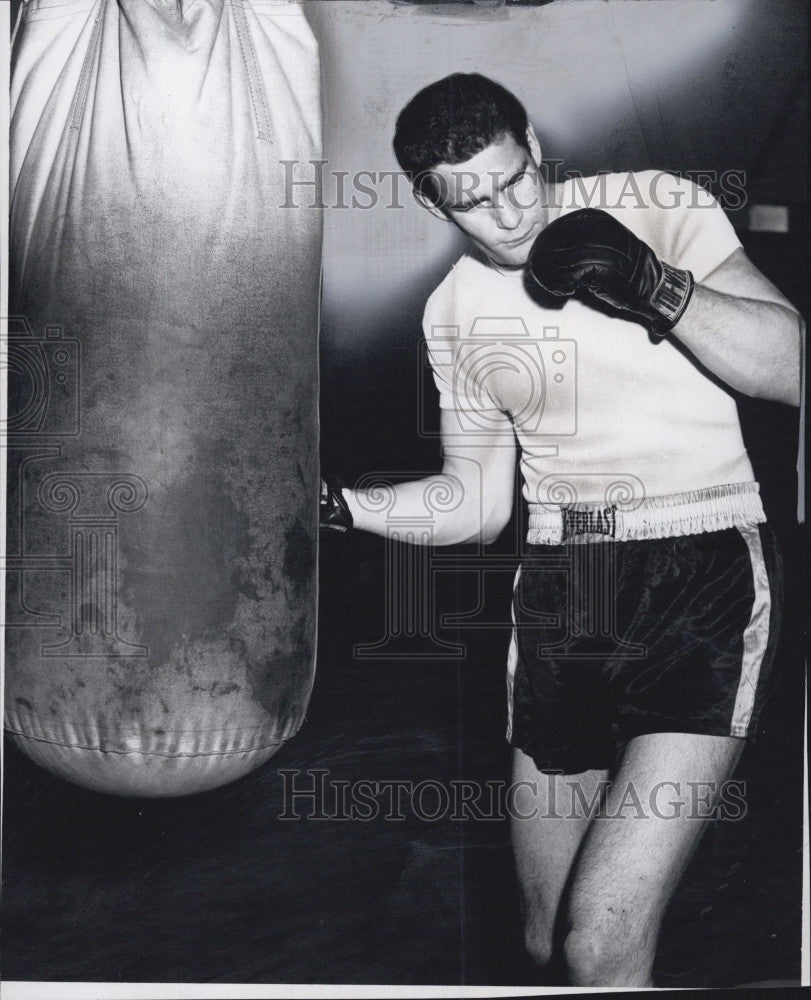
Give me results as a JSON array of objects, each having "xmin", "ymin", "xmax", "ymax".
[
  {"xmin": 778, "ymin": 310, "xmax": 804, "ymax": 407},
  {"xmin": 779, "ymin": 377, "xmax": 802, "ymax": 409},
  {"xmin": 771, "ymin": 327, "xmax": 802, "ymax": 406},
  {"xmin": 480, "ymin": 524, "xmax": 506, "ymax": 545},
  {"xmin": 450, "ymin": 502, "xmax": 510, "ymax": 546},
  {"xmin": 479, "ymin": 501, "xmax": 513, "ymax": 545},
  {"xmin": 752, "ymin": 315, "xmax": 803, "ymax": 406},
  {"xmin": 747, "ymin": 375, "xmax": 800, "ymax": 408}
]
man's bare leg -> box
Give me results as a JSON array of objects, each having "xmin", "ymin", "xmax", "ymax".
[
  {"xmin": 510, "ymin": 747, "xmax": 608, "ymax": 970},
  {"xmin": 560, "ymin": 731, "xmax": 745, "ymax": 987}
]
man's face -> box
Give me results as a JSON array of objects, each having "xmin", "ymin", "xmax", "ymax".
[{"xmin": 425, "ymin": 128, "xmax": 550, "ymax": 270}]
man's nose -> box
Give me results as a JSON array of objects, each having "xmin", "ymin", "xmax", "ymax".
[{"xmin": 495, "ymin": 199, "xmax": 522, "ymax": 230}]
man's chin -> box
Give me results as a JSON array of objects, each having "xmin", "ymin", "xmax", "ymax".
[{"xmin": 488, "ymin": 247, "xmax": 531, "ymax": 271}]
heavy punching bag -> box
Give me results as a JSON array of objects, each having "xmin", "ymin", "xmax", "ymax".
[{"xmin": 4, "ymin": 0, "xmax": 322, "ymax": 795}]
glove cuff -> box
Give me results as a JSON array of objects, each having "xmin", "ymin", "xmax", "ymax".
[
  {"xmin": 649, "ymin": 262, "xmax": 695, "ymax": 340},
  {"xmin": 320, "ymin": 474, "xmax": 353, "ymax": 532}
]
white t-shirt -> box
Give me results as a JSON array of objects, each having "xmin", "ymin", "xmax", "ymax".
[{"xmin": 423, "ymin": 170, "xmax": 755, "ymax": 506}]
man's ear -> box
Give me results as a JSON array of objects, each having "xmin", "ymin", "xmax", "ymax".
[
  {"xmin": 413, "ymin": 185, "xmax": 451, "ymax": 222},
  {"xmin": 526, "ymin": 124, "xmax": 542, "ymax": 166}
]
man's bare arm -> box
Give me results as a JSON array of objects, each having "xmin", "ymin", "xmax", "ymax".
[
  {"xmin": 345, "ymin": 407, "xmax": 517, "ymax": 546},
  {"xmin": 526, "ymin": 211, "xmax": 803, "ymax": 408},
  {"xmin": 670, "ymin": 247, "xmax": 802, "ymax": 406}
]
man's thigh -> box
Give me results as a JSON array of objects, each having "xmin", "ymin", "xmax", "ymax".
[
  {"xmin": 510, "ymin": 747, "xmax": 608, "ymax": 954},
  {"xmin": 565, "ymin": 731, "xmax": 745, "ymax": 939}
]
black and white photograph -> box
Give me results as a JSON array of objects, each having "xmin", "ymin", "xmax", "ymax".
[{"xmin": 1, "ymin": 0, "xmax": 807, "ymax": 995}]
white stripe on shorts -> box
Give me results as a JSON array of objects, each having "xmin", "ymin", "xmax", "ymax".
[
  {"xmin": 731, "ymin": 524, "xmax": 772, "ymax": 737},
  {"xmin": 505, "ymin": 565, "xmax": 522, "ymax": 743}
]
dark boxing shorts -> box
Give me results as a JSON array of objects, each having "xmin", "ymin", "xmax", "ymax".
[{"xmin": 506, "ymin": 484, "xmax": 783, "ymax": 774}]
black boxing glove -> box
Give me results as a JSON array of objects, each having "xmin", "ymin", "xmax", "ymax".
[
  {"xmin": 320, "ymin": 474, "xmax": 353, "ymax": 532},
  {"xmin": 524, "ymin": 208, "xmax": 694, "ymax": 340}
]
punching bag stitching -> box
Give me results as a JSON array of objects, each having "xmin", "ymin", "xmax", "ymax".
[
  {"xmin": 230, "ymin": 0, "xmax": 274, "ymax": 143},
  {"xmin": 69, "ymin": 0, "xmax": 106, "ymax": 132},
  {"xmin": 7, "ymin": 730, "xmax": 292, "ymax": 757}
]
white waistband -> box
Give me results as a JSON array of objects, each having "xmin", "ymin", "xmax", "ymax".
[{"xmin": 526, "ymin": 482, "xmax": 765, "ymax": 544}]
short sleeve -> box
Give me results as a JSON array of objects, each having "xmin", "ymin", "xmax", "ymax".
[
  {"xmin": 649, "ymin": 172, "xmax": 742, "ymax": 282},
  {"xmin": 422, "ymin": 291, "xmax": 501, "ymax": 415}
]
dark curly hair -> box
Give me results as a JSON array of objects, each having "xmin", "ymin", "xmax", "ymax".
[{"xmin": 393, "ymin": 73, "xmax": 530, "ymax": 204}]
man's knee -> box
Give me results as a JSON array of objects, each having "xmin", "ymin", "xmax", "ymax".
[
  {"xmin": 562, "ymin": 923, "xmax": 652, "ymax": 987},
  {"xmin": 520, "ymin": 900, "xmax": 555, "ymax": 969},
  {"xmin": 523, "ymin": 924, "xmax": 554, "ymax": 969}
]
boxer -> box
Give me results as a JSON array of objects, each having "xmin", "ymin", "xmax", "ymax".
[{"xmin": 321, "ymin": 73, "xmax": 801, "ymax": 985}]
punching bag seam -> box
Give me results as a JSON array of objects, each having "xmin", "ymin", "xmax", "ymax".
[
  {"xmin": 69, "ymin": 0, "xmax": 106, "ymax": 132},
  {"xmin": 230, "ymin": 0, "xmax": 274, "ymax": 143}
]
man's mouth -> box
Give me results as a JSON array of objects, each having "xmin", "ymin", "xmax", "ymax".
[{"xmin": 502, "ymin": 228, "xmax": 536, "ymax": 248}]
